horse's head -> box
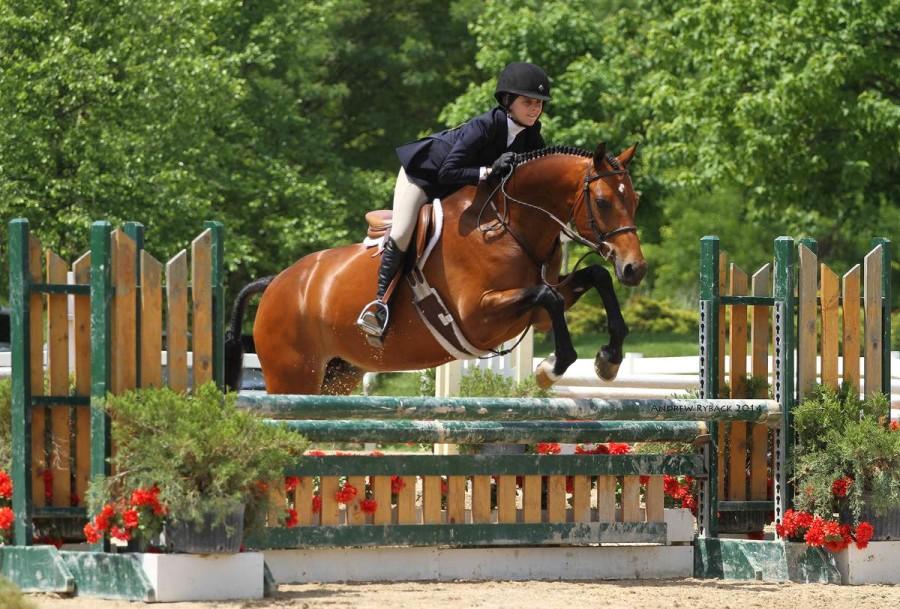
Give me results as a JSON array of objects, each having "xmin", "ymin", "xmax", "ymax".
[{"xmin": 572, "ymin": 143, "xmax": 646, "ymax": 286}]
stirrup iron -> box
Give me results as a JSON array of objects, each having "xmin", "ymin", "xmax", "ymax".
[{"xmin": 356, "ymin": 299, "xmax": 390, "ymax": 340}]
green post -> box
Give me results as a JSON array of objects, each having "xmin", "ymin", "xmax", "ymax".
[
  {"xmin": 89, "ymin": 222, "xmax": 112, "ymax": 552},
  {"xmin": 698, "ymin": 235, "xmax": 719, "ymax": 538},
  {"xmin": 773, "ymin": 236, "xmax": 795, "ymax": 523},
  {"xmin": 204, "ymin": 221, "xmax": 225, "ymax": 389},
  {"xmin": 870, "ymin": 237, "xmax": 891, "ymax": 398},
  {"xmin": 123, "ymin": 222, "xmax": 144, "ymax": 388},
  {"xmin": 798, "ymin": 237, "xmax": 817, "ymax": 255},
  {"xmin": 8, "ymin": 219, "xmax": 33, "ymax": 545}
]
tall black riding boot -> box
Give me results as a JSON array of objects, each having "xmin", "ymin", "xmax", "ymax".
[{"xmin": 356, "ymin": 237, "xmax": 407, "ymax": 341}]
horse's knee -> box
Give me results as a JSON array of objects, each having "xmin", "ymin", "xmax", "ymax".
[{"xmin": 589, "ymin": 264, "xmax": 614, "ymax": 289}]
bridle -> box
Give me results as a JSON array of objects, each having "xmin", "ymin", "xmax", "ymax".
[
  {"xmin": 581, "ymin": 169, "xmax": 638, "ymax": 250},
  {"xmin": 474, "ymin": 158, "xmax": 639, "ymax": 357},
  {"xmin": 480, "ymin": 160, "xmax": 638, "ymax": 265}
]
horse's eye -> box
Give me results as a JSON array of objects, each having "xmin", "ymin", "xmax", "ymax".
[{"xmin": 594, "ymin": 198, "xmax": 611, "ymax": 209}]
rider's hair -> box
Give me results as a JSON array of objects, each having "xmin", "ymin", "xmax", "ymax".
[{"xmin": 499, "ymin": 92, "xmax": 518, "ymax": 110}]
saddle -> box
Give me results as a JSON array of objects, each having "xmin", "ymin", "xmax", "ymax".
[
  {"xmin": 365, "ymin": 203, "xmax": 435, "ymax": 262},
  {"xmin": 363, "ymin": 203, "xmax": 435, "ymax": 310}
]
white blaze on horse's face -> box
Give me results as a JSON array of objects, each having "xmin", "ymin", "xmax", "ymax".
[{"xmin": 584, "ymin": 144, "xmax": 647, "ymax": 287}]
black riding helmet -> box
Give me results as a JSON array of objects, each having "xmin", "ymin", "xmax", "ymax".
[{"xmin": 494, "ymin": 62, "xmax": 551, "ymax": 106}]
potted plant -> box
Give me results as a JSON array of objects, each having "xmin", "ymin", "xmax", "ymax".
[
  {"xmin": 86, "ymin": 383, "xmax": 308, "ymax": 552},
  {"xmin": 792, "ymin": 386, "xmax": 900, "ymax": 541}
]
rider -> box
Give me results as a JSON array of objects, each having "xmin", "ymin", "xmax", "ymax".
[{"xmin": 357, "ymin": 61, "xmax": 551, "ymax": 341}]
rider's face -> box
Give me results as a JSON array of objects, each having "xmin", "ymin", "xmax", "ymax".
[{"xmin": 508, "ymin": 96, "xmax": 543, "ymax": 126}]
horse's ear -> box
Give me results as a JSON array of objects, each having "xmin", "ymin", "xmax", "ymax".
[
  {"xmin": 592, "ymin": 142, "xmax": 607, "ymax": 171},
  {"xmin": 618, "ymin": 143, "xmax": 639, "ymax": 168}
]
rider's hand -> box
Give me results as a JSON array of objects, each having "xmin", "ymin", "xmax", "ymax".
[{"xmin": 490, "ymin": 152, "xmax": 516, "ymax": 178}]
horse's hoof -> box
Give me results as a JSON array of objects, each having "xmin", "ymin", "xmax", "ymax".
[
  {"xmin": 594, "ymin": 348, "xmax": 621, "ymax": 381},
  {"xmin": 535, "ymin": 355, "xmax": 560, "ymax": 389}
]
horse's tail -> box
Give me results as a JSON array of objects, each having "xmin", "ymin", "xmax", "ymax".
[{"xmin": 224, "ymin": 276, "xmax": 275, "ymax": 392}]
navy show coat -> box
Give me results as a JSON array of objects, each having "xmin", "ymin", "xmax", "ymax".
[{"xmin": 396, "ymin": 106, "xmax": 545, "ymax": 200}]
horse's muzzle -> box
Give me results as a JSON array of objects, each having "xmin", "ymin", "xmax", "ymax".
[{"xmin": 617, "ymin": 259, "xmax": 647, "ymax": 286}]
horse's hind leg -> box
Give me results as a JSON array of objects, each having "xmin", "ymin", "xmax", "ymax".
[
  {"xmin": 322, "ymin": 358, "xmax": 365, "ymax": 395},
  {"xmin": 556, "ymin": 264, "xmax": 628, "ymax": 381},
  {"xmin": 257, "ymin": 345, "xmax": 327, "ymax": 395}
]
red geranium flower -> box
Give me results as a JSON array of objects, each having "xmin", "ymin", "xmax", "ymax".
[
  {"xmin": 311, "ymin": 495, "xmax": 322, "ymax": 514},
  {"xmin": 536, "ymin": 443, "xmax": 561, "ymax": 455},
  {"xmin": 804, "ymin": 517, "xmax": 826, "ymax": 547},
  {"xmin": 335, "ymin": 482, "xmax": 358, "ymax": 504},
  {"xmin": 122, "ymin": 509, "xmax": 140, "ymax": 530},
  {"xmin": 94, "ymin": 504, "xmax": 116, "ymax": 532},
  {"xmin": 831, "ymin": 476, "xmax": 852, "ymax": 498},
  {"xmin": 306, "ymin": 450, "xmax": 327, "ymax": 457},
  {"xmin": 284, "ymin": 476, "xmax": 301, "ymax": 492},
  {"xmin": 391, "ymin": 475, "xmax": 405, "ymax": 494},
  {"xmin": 0, "ymin": 470, "xmax": 12, "ymax": 499},
  {"xmin": 855, "ymin": 522, "xmax": 874, "ymax": 549},
  {"xmin": 607, "ymin": 442, "xmax": 632, "ymax": 454},
  {"xmin": 110, "ymin": 525, "xmax": 131, "ymax": 542},
  {"xmin": 0, "ymin": 506, "xmax": 14, "ymax": 531},
  {"xmin": 681, "ymin": 493, "xmax": 697, "ymax": 515},
  {"xmin": 663, "ymin": 475, "xmax": 681, "ymax": 498},
  {"xmin": 361, "ymin": 498, "xmax": 378, "ymax": 514},
  {"xmin": 83, "ymin": 522, "xmax": 101, "ymax": 544},
  {"xmin": 890, "ymin": 421, "xmax": 899, "ymax": 432},
  {"xmin": 285, "ymin": 508, "xmax": 299, "ymax": 528}
]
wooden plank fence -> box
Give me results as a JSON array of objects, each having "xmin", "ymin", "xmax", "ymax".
[
  {"xmin": 6, "ymin": 219, "xmax": 224, "ymax": 545},
  {"xmin": 711, "ymin": 237, "xmax": 891, "ymax": 532}
]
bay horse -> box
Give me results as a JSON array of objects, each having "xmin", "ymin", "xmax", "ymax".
[{"xmin": 224, "ymin": 143, "xmax": 646, "ymax": 395}]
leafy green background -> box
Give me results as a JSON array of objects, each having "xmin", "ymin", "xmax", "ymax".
[{"xmin": 1, "ymin": 0, "xmax": 897, "ymax": 309}]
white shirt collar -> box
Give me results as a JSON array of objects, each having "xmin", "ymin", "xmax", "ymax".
[{"xmin": 506, "ymin": 115, "xmax": 526, "ymax": 147}]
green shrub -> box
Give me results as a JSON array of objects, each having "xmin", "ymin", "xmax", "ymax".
[
  {"xmin": 458, "ymin": 367, "xmax": 550, "ymax": 398},
  {"xmin": 419, "ymin": 368, "xmax": 436, "ymax": 397},
  {"xmin": 792, "ymin": 386, "xmax": 899, "ymax": 522},
  {"xmin": 0, "ymin": 378, "xmax": 10, "ymax": 472},
  {"xmin": 564, "ymin": 294, "xmax": 699, "ymax": 336},
  {"xmin": 87, "ymin": 383, "xmax": 308, "ymax": 529},
  {"xmin": 793, "ymin": 385, "xmax": 888, "ymax": 452},
  {"xmin": 0, "ymin": 576, "xmax": 35, "ymax": 609}
]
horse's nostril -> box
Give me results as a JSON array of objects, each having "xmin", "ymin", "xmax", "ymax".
[{"xmin": 623, "ymin": 263, "xmax": 635, "ymax": 278}]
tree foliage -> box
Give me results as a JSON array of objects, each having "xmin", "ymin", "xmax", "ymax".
[{"xmin": 0, "ymin": 0, "xmax": 896, "ymax": 304}]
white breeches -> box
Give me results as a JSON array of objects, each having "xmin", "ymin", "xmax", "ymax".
[{"xmin": 388, "ymin": 168, "xmax": 428, "ymax": 250}]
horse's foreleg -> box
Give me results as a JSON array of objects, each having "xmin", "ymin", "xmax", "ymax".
[
  {"xmin": 556, "ymin": 264, "xmax": 628, "ymax": 381},
  {"xmin": 481, "ymin": 285, "xmax": 577, "ymax": 389}
]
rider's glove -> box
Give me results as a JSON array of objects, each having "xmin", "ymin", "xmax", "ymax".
[{"xmin": 490, "ymin": 152, "xmax": 516, "ymax": 178}]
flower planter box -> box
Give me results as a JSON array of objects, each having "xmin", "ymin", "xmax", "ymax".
[
  {"xmin": 834, "ymin": 541, "xmax": 900, "ymax": 585},
  {"xmin": 846, "ymin": 501, "xmax": 900, "ymax": 541},
  {"xmin": 162, "ymin": 505, "xmax": 245, "ymax": 553},
  {"xmin": 140, "ymin": 551, "xmax": 264, "ymax": 601}
]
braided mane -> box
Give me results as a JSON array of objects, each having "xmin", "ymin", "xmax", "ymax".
[{"xmin": 512, "ymin": 145, "xmax": 620, "ymax": 170}]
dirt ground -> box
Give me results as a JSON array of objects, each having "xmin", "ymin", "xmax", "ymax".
[{"xmin": 27, "ymin": 579, "xmax": 900, "ymax": 609}]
